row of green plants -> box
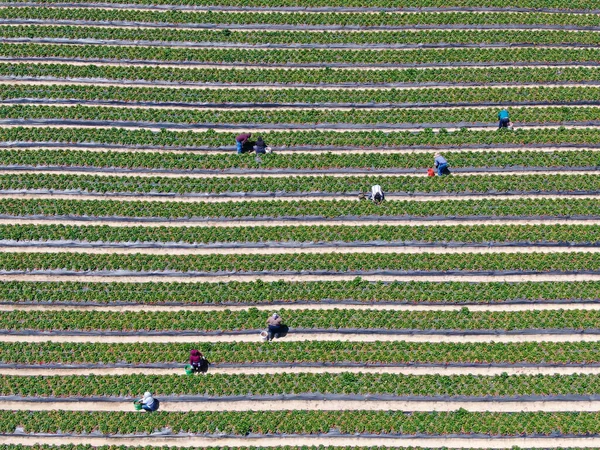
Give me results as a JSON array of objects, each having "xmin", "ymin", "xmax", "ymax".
[
  {"xmin": 9, "ymin": 26, "xmax": 600, "ymax": 46},
  {"xmin": 1, "ymin": 224, "xmax": 598, "ymax": 246},
  {"xmin": 8, "ymin": 0, "xmax": 595, "ymax": 10},
  {"xmin": 3, "ymin": 410, "xmax": 600, "ymax": 435},
  {"xmin": 2, "ymin": 104, "xmax": 598, "ymax": 126},
  {"xmin": 5, "ymin": 373, "xmax": 600, "ymax": 397},
  {"xmin": 11, "ymin": 84, "xmax": 600, "ymax": 107},
  {"xmin": 1, "ymin": 341, "xmax": 598, "ymax": 364},
  {"xmin": 3, "ymin": 173, "xmax": 600, "ymax": 195},
  {"xmin": 3, "ymin": 308, "xmax": 600, "ymax": 332},
  {"xmin": 1, "ymin": 197, "xmax": 600, "ymax": 219},
  {"xmin": 6, "ymin": 44, "xmax": 600, "ymax": 65},
  {"xmin": 2, "ymin": 251, "xmax": 600, "ymax": 273},
  {"xmin": 3, "ymin": 148, "xmax": 600, "ymax": 170},
  {"xmin": 6, "ymin": 9, "xmax": 600, "ymax": 28},
  {"xmin": 6, "ymin": 63, "xmax": 600, "ymax": 86},
  {"xmin": 1, "ymin": 126, "xmax": 600, "ymax": 149},
  {"xmin": 1, "ymin": 279, "xmax": 598, "ymax": 305}
]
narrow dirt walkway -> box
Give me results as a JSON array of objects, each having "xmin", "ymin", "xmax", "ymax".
[
  {"xmin": 1, "ymin": 332, "xmax": 599, "ymax": 344},
  {"xmin": 0, "ymin": 217, "xmax": 596, "ymax": 228},
  {"xmin": 0, "ymin": 273, "xmax": 600, "ymax": 283},
  {"xmin": 1, "ymin": 398, "xmax": 600, "ymax": 412},
  {"xmin": 3, "ymin": 301, "xmax": 598, "ymax": 313},
  {"xmin": 2, "ymin": 244, "xmax": 599, "ymax": 256},
  {"xmin": 5, "ymin": 144, "xmax": 593, "ymax": 155},
  {"xmin": 3, "ymin": 434, "xmax": 600, "ymax": 449},
  {"xmin": 2, "ymin": 365, "xmax": 600, "ymax": 376},
  {"xmin": 0, "ymin": 168, "xmax": 590, "ymax": 177},
  {"xmin": 2, "ymin": 192, "xmax": 595, "ymax": 204}
]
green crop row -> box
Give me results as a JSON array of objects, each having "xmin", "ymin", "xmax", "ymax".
[
  {"xmin": 2, "ymin": 104, "xmax": 599, "ymax": 126},
  {"xmin": 2, "ymin": 251, "xmax": 600, "ymax": 274},
  {"xmin": 4, "ymin": 148, "xmax": 600, "ymax": 170},
  {"xmin": 5, "ymin": 373, "xmax": 600, "ymax": 397},
  {"xmin": 5, "ymin": 0, "xmax": 596, "ymax": 11},
  {"xmin": 5, "ymin": 9, "xmax": 600, "ymax": 28},
  {"xmin": 2, "ymin": 173, "xmax": 600, "ymax": 195},
  {"xmin": 6, "ymin": 44, "xmax": 600, "ymax": 65},
  {"xmin": 2, "ymin": 126, "xmax": 600, "ymax": 149},
  {"xmin": 6, "ymin": 63, "xmax": 600, "ymax": 86},
  {"xmin": 11, "ymin": 84, "xmax": 600, "ymax": 107},
  {"xmin": 1, "ymin": 223, "xmax": 598, "ymax": 246},
  {"xmin": 9, "ymin": 26, "xmax": 600, "ymax": 46},
  {"xmin": 1, "ymin": 197, "xmax": 600, "ymax": 219},
  {"xmin": 1, "ymin": 341, "xmax": 599, "ymax": 364},
  {"xmin": 3, "ymin": 410, "xmax": 600, "ymax": 435},
  {"xmin": 4, "ymin": 308, "xmax": 600, "ymax": 332},
  {"xmin": 1, "ymin": 279, "xmax": 598, "ymax": 305}
]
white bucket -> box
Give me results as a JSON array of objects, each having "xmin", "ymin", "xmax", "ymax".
[{"xmin": 260, "ymin": 330, "xmax": 269, "ymax": 341}]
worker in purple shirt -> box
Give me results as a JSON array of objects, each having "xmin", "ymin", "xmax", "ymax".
[{"xmin": 235, "ymin": 132, "xmax": 252, "ymax": 154}]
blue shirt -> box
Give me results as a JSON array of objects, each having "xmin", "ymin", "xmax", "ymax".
[
  {"xmin": 498, "ymin": 110, "xmax": 509, "ymax": 120},
  {"xmin": 434, "ymin": 155, "xmax": 447, "ymax": 168}
]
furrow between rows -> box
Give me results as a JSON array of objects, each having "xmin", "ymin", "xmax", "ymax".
[
  {"xmin": 2, "ymin": 332, "xmax": 600, "ymax": 343},
  {"xmin": 2, "ymin": 144, "xmax": 596, "ymax": 155},
  {"xmin": 7, "ymin": 99, "xmax": 600, "ymax": 110},
  {"xmin": 3, "ymin": 365, "xmax": 600, "ymax": 376},
  {"xmin": 2, "ymin": 2, "xmax": 599, "ymax": 14},
  {"xmin": 1, "ymin": 120, "xmax": 599, "ymax": 133},
  {"xmin": 3, "ymin": 435, "xmax": 600, "ymax": 449},
  {"xmin": 1, "ymin": 245, "xmax": 599, "ymax": 256},
  {"xmin": 0, "ymin": 193, "xmax": 594, "ymax": 203},
  {"xmin": 0, "ymin": 168, "xmax": 588, "ymax": 177},
  {"xmin": 0, "ymin": 218, "xmax": 595, "ymax": 227},
  {"xmin": 1, "ymin": 58, "xmax": 597, "ymax": 70},
  {"xmin": 3, "ymin": 301, "xmax": 600, "ymax": 312},
  {"xmin": 9, "ymin": 77, "xmax": 600, "ymax": 91},
  {"xmin": 5, "ymin": 38, "xmax": 600, "ymax": 51},
  {"xmin": 0, "ymin": 399, "xmax": 598, "ymax": 412},
  {"xmin": 4, "ymin": 19, "xmax": 600, "ymax": 33}
]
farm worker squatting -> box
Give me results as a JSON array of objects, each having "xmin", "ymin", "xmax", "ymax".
[
  {"xmin": 434, "ymin": 153, "xmax": 451, "ymax": 176},
  {"xmin": 498, "ymin": 109, "xmax": 510, "ymax": 129},
  {"xmin": 189, "ymin": 349, "xmax": 209, "ymax": 373},
  {"xmin": 267, "ymin": 313, "xmax": 284, "ymax": 341},
  {"xmin": 138, "ymin": 391, "xmax": 159, "ymax": 412},
  {"xmin": 235, "ymin": 132, "xmax": 252, "ymax": 154},
  {"xmin": 368, "ymin": 185, "xmax": 385, "ymax": 203}
]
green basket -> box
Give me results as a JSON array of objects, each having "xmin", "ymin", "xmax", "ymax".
[
  {"xmin": 133, "ymin": 401, "xmax": 143, "ymax": 411},
  {"xmin": 185, "ymin": 364, "xmax": 194, "ymax": 375}
]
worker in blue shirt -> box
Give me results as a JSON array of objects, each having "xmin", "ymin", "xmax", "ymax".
[
  {"xmin": 434, "ymin": 153, "xmax": 451, "ymax": 176},
  {"xmin": 498, "ymin": 109, "xmax": 510, "ymax": 129}
]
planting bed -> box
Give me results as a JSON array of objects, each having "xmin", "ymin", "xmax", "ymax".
[{"xmin": 5, "ymin": 2, "xmax": 600, "ymax": 450}]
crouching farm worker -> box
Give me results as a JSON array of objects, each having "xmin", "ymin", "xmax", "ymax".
[
  {"xmin": 498, "ymin": 109, "xmax": 510, "ymax": 129},
  {"xmin": 434, "ymin": 153, "xmax": 451, "ymax": 176},
  {"xmin": 266, "ymin": 313, "xmax": 284, "ymax": 341},
  {"xmin": 254, "ymin": 136, "xmax": 267, "ymax": 154},
  {"xmin": 189, "ymin": 349, "xmax": 209, "ymax": 373},
  {"xmin": 137, "ymin": 391, "xmax": 159, "ymax": 412},
  {"xmin": 235, "ymin": 132, "xmax": 252, "ymax": 154},
  {"xmin": 367, "ymin": 185, "xmax": 385, "ymax": 204}
]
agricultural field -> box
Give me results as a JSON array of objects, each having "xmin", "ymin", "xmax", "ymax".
[{"xmin": 5, "ymin": 0, "xmax": 600, "ymax": 450}]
